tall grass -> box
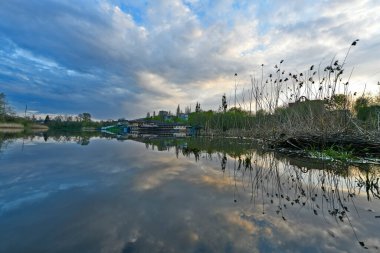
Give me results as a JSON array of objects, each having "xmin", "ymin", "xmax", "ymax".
[{"xmin": 193, "ymin": 40, "xmax": 380, "ymax": 139}]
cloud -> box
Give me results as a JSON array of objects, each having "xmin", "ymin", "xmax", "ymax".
[{"xmin": 0, "ymin": 0, "xmax": 380, "ymax": 119}]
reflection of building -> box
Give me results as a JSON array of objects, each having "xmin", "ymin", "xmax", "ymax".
[
  {"xmin": 127, "ymin": 120, "xmax": 190, "ymax": 137},
  {"xmin": 173, "ymin": 132, "xmax": 187, "ymax": 137}
]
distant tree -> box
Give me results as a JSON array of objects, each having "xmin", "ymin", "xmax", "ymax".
[
  {"xmin": 78, "ymin": 113, "xmax": 83, "ymax": 122},
  {"xmin": 0, "ymin": 93, "xmax": 6, "ymax": 120},
  {"xmin": 55, "ymin": 115, "xmax": 63, "ymax": 122},
  {"xmin": 357, "ymin": 104, "xmax": 380, "ymax": 122},
  {"xmin": 353, "ymin": 96, "xmax": 378, "ymax": 122},
  {"xmin": 328, "ymin": 94, "xmax": 349, "ymax": 110},
  {"xmin": 354, "ymin": 96, "xmax": 370, "ymax": 113},
  {"xmin": 82, "ymin": 112, "xmax": 91, "ymax": 122},
  {"xmin": 195, "ymin": 102, "xmax": 201, "ymax": 113},
  {"xmin": 256, "ymin": 109, "xmax": 267, "ymax": 117},
  {"xmin": 0, "ymin": 93, "xmax": 13, "ymax": 120},
  {"xmin": 185, "ymin": 106, "xmax": 191, "ymax": 114},
  {"xmin": 222, "ymin": 94, "xmax": 227, "ymax": 112},
  {"xmin": 375, "ymin": 93, "xmax": 380, "ymax": 104},
  {"xmin": 228, "ymin": 107, "xmax": 244, "ymax": 113},
  {"xmin": 176, "ymin": 104, "xmax": 181, "ymax": 116}
]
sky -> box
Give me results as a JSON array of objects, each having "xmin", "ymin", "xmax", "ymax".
[{"xmin": 1, "ymin": 0, "xmax": 380, "ymax": 120}]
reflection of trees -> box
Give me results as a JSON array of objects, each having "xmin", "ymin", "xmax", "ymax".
[
  {"xmin": 137, "ymin": 137, "xmax": 259, "ymax": 158},
  {"xmin": 45, "ymin": 131, "xmax": 104, "ymax": 145},
  {"xmin": 136, "ymin": 137, "xmax": 379, "ymax": 249},
  {"xmin": 356, "ymin": 165, "xmax": 380, "ymax": 201},
  {"xmin": 0, "ymin": 131, "xmax": 109, "ymax": 150},
  {"xmin": 48, "ymin": 135, "xmax": 92, "ymax": 145},
  {"xmin": 0, "ymin": 135, "xmax": 8, "ymax": 153},
  {"xmin": 221, "ymin": 153, "xmax": 227, "ymax": 171},
  {"xmin": 219, "ymin": 152, "xmax": 379, "ymax": 249},
  {"xmin": 138, "ymin": 137, "xmax": 379, "ymax": 212},
  {"xmin": 182, "ymin": 147, "xmax": 201, "ymax": 161},
  {"xmin": 0, "ymin": 132, "xmax": 21, "ymax": 154}
]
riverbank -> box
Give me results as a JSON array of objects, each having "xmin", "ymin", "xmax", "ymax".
[
  {"xmin": 193, "ymin": 128, "xmax": 380, "ymax": 162},
  {"xmin": 0, "ymin": 123, "xmax": 49, "ymax": 132},
  {"xmin": 270, "ymin": 132, "xmax": 380, "ymax": 157}
]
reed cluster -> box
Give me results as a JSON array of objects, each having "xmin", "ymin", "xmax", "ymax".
[{"xmin": 191, "ymin": 40, "xmax": 380, "ymax": 141}]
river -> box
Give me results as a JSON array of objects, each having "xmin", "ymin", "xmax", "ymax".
[{"xmin": 0, "ymin": 134, "xmax": 379, "ymax": 252}]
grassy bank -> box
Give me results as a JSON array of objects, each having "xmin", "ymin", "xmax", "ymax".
[
  {"xmin": 0, "ymin": 122, "xmax": 49, "ymax": 131},
  {"xmin": 185, "ymin": 41, "xmax": 380, "ymax": 158}
]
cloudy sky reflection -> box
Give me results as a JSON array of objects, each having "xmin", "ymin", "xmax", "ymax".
[{"xmin": 0, "ymin": 137, "xmax": 379, "ymax": 252}]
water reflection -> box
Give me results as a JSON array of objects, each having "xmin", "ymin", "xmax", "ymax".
[
  {"xmin": 0, "ymin": 134, "xmax": 379, "ymax": 253},
  {"xmin": 0, "ymin": 131, "xmax": 108, "ymax": 150},
  {"xmin": 135, "ymin": 136, "xmax": 380, "ymax": 251}
]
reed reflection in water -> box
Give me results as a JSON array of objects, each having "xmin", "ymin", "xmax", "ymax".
[{"xmin": 140, "ymin": 137, "xmax": 380, "ymax": 251}]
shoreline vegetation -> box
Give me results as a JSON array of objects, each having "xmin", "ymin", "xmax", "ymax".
[
  {"xmin": 1, "ymin": 40, "xmax": 380, "ymax": 161},
  {"xmin": 146, "ymin": 40, "xmax": 380, "ymax": 160}
]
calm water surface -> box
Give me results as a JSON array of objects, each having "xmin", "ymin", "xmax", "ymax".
[{"xmin": 0, "ymin": 135, "xmax": 379, "ymax": 253}]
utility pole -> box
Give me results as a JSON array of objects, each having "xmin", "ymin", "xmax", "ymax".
[{"xmin": 234, "ymin": 73, "xmax": 237, "ymax": 108}]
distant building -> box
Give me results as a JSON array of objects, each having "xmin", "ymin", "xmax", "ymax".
[
  {"xmin": 288, "ymin": 97, "xmax": 325, "ymax": 109},
  {"xmin": 126, "ymin": 121, "xmax": 191, "ymax": 137},
  {"xmin": 164, "ymin": 115, "xmax": 174, "ymax": 121},
  {"xmin": 178, "ymin": 113, "xmax": 189, "ymax": 121},
  {"xmin": 158, "ymin": 111, "xmax": 169, "ymax": 117}
]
